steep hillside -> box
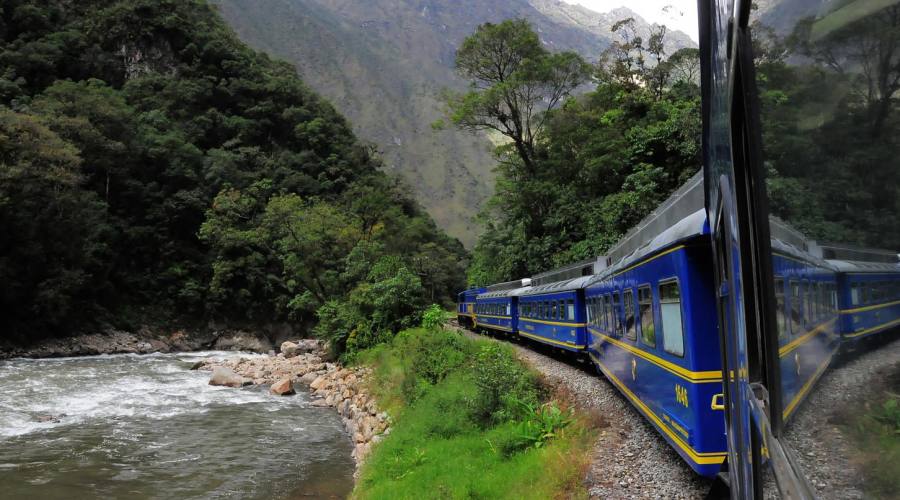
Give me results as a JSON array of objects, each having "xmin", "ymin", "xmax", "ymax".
[
  {"xmin": 0, "ymin": 0, "xmax": 466, "ymax": 341},
  {"xmin": 213, "ymin": 0, "xmax": 695, "ymax": 246}
]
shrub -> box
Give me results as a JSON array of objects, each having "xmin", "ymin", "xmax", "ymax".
[
  {"xmin": 421, "ymin": 303, "xmax": 445, "ymax": 330},
  {"xmin": 395, "ymin": 328, "xmax": 474, "ymax": 403},
  {"xmin": 470, "ymin": 343, "xmax": 539, "ymax": 425}
]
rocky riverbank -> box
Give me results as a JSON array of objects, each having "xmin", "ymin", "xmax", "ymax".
[
  {"xmin": 0, "ymin": 328, "xmax": 275, "ymax": 360},
  {"xmin": 196, "ymin": 340, "xmax": 389, "ymax": 470}
]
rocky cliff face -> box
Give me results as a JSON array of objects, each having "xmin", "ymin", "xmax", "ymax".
[{"xmin": 212, "ymin": 0, "xmax": 695, "ymax": 246}]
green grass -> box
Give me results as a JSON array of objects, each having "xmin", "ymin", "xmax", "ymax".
[
  {"xmin": 843, "ymin": 388, "xmax": 900, "ymax": 499},
  {"xmin": 352, "ymin": 328, "xmax": 593, "ymax": 499}
]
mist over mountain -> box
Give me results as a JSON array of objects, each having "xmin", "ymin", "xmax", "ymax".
[{"xmin": 213, "ymin": 0, "xmax": 696, "ymax": 246}]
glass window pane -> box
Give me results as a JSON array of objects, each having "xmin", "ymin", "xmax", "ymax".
[
  {"xmin": 659, "ymin": 281, "xmax": 684, "ymax": 357},
  {"xmin": 790, "ymin": 280, "xmax": 803, "ymax": 335},
  {"xmin": 567, "ymin": 300, "xmax": 575, "ymax": 322},
  {"xmin": 639, "ymin": 285, "xmax": 655, "ymax": 347},
  {"xmin": 624, "ymin": 289, "xmax": 636, "ymax": 340},
  {"xmin": 774, "ymin": 278, "xmax": 787, "ymax": 340}
]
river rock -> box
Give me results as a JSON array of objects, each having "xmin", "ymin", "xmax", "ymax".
[
  {"xmin": 270, "ymin": 377, "xmax": 294, "ymax": 396},
  {"xmin": 208, "ymin": 366, "xmax": 251, "ymax": 388},
  {"xmin": 280, "ymin": 341, "xmax": 300, "ymax": 358},
  {"xmin": 298, "ymin": 372, "xmax": 318, "ymax": 385},
  {"xmin": 309, "ymin": 375, "xmax": 326, "ymax": 390}
]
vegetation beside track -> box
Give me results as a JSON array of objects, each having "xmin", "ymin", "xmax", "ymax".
[
  {"xmin": 841, "ymin": 367, "xmax": 900, "ymax": 499},
  {"xmin": 350, "ymin": 326, "xmax": 595, "ymax": 499}
]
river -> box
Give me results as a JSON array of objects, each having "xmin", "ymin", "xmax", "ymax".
[{"xmin": 0, "ymin": 352, "xmax": 355, "ymax": 499}]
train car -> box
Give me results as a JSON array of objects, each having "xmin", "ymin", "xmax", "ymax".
[
  {"xmin": 474, "ymin": 280, "xmax": 529, "ymax": 335},
  {"xmin": 517, "ymin": 276, "xmax": 593, "ymax": 352},
  {"xmin": 829, "ymin": 259, "xmax": 900, "ymax": 343},
  {"xmin": 767, "ymin": 222, "xmax": 841, "ymax": 422},
  {"xmin": 583, "ymin": 207, "xmax": 727, "ymax": 477},
  {"xmin": 456, "ymin": 287, "xmax": 485, "ymax": 329}
]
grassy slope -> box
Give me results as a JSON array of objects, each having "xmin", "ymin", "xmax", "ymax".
[
  {"xmin": 351, "ymin": 327, "xmax": 593, "ymax": 499},
  {"xmin": 841, "ymin": 367, "xmax": 900, "ymax": 498}
]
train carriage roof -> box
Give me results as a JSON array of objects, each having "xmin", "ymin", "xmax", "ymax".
[
  {"xmin": 478, "ymin": 286, "xmax": 532, "ymax": 299},
  {"xmin": 519, "ymin": 275, "xmax": 595, "ymax": 297},
  {"xmin": 825, "ymin": 259, "xmax": 900, "ymax": 274},
  {"xmin": 586, "ymin": 208, "xmax": 708, "ymax": 287}
]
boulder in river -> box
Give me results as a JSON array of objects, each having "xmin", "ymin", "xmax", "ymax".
[
  {"xmin": 208, "ymin": 366, "xmax": 252, "ymax": 388},
  {"xmin": 270, "ymin": 378, "xmax": 294, "ymax": 396}
]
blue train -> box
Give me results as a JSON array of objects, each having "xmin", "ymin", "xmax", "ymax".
[{"xmin": 459, "ymin": 175, "xmax": 900, "ymax": 478}]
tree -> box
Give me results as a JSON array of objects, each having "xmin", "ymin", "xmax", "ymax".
[
  {"xmin": 459, "ymin": 18, "xmax": 702, "ymax": 282},
  {"xmin": 0, "ymin": 108, "xmax": 112, "ymax": 338},
  {"xmin": 447, "ymin": 19, "xmax": 591, "ymax": 174}
]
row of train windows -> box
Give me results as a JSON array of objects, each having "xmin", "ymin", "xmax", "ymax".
[
  {"xmin": 850, "ymin": 280, "xmax": 900, "ymax": 306},
  {"xmin": 476, "ymin": 303, "xmax": 510, "ymax": 316},
  {"xmin": 585, "ymin": 281, "xmax": 685, "ymax": 357},
  {"xmin": 521, "ymin": 299, "xmax": 576, "ymax": 321},
  {"xmin": 773, "ymin": 278, "xmax": 836, "ymax": 339}
]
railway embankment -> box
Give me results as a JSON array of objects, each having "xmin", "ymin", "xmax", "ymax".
[{"xmin": 454, "ymin": 323, "xmax": 713, "ymax": 499}]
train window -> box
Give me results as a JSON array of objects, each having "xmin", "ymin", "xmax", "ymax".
[
  {"xmin": 803, "ymin": 279, "xmax": 812, "ymax": 323},
  {"xmin": 659, "ymin": 281, "xmax": 684, "ymax": 357},
  {"xmin": 818, "ymin": 283, "xmax": 825, "ymax": 320},
  {"xmin": 612, "ymin": 292, "xmax": 622, "ymax": 336},
  {"xmin": 600, "ymin": 295, "xmax": 608, "ymax": 330},
  {"xmin": 638, "ymin": 285, "xmax": 655, "ymax": 348},
  {"xmin": 550, "ymin": 301, "xmax": 556, "ymax": 320},
  {"xmin": 567, "ymin": 300, "xmax": 575, "ymax": 322},
  {"xmin": 851, "ymin": 283, "xmax": 860, "ymax": 306},
  {"xmin": 624, "ymin": 289, "xmax": 636, "ymax": 341},
  {"xmin": 789, "ymin": 280, "xmax": 802, "ymax": 335},
  {"xmin": 603, "ymin": 294, "xmax": 616, "ymax": 332},
  {"xmin": 774, "ymin": 278, "xmax": 787, "ymax": 340},
  {"xmin": 586, "ymin": 298, "xmax": 593, "ymax": 324},
  {"xmin": 813, "ymin": 282, "xmax": 820, "ymax": 321},
  {"xmin": 506, "ymin": 303, "xmax": 511, "ymax": 316}
]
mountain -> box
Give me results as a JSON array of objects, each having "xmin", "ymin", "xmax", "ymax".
[{"xmin": 212, "ymin": 0, "xmax": 696, "ymax": 247}]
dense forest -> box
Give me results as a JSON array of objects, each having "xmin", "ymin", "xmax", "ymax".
[
  {"xmin": 0, "ymin": 0, "xmax": 466, "ymax": 351},
  {"xmin": 447, "ymin": 19, "xmax": 702, "ymax": 285}
]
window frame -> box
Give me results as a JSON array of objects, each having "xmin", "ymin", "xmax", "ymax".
[
  {"xmin": 638, "ymin": 284, "xmax": 656, "ymax": 348},
  {"xmin": 624, "ymin": 288, "xmax": 637, "ymax": 341},
  {"xmin": 658, "ymin": 278, "xmax": 686, "ymax": 358}
]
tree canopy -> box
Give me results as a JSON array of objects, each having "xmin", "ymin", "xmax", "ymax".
[{"xmin": 452, "ymin": 19, "xmax": 701, "ymax": 285}]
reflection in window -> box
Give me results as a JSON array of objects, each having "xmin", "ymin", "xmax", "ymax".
[
  {"xmin": 612, "ymin": 292, "xmax": 622, "ymax": 336},
  {"xmin": 567, "ymin": 300, "xmax": 575, "ymax": 322},
  {"xmin": 624, "ymin": 289, "xmax": 636, "ymax": 340},
  {"xmin": 659, "ymin": 281, "xmax": 684, "ymax": 357},
  {"xmin": 774, "ymin": 278, "xmax": 787, "ymax": 340},
  {"xmin": 790, "ymin": 280, "xmax": 803, "ymax": 335},
  {"xmin": 638, "ymin": 285, "xmax": 655, "ymax": 347}
]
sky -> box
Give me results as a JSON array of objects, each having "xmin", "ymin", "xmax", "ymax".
[{"xmin": 566, "ymin": 0, "xmax": 699, "ymax": 41}]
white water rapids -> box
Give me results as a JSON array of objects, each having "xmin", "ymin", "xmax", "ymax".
[{"xmin": 0, "ymin": 352, "xmax": 354, "ymax": 499}]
